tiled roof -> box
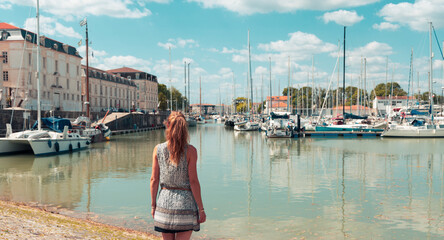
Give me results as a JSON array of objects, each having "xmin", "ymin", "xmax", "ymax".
[
  {"xmin": 266, "ymin": 96, "xmax": 288, "ymax": 101},
  {"xmin": 0, "ymin": 22, "xmax": 19, "ymax": 29},
  {"xmin": 107, "ymin": 67, "xmax": 144, "ymax": 73}
]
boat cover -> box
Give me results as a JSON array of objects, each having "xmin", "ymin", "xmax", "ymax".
[
  {"xmin": 344, "ymin": 113, "xmax": 368, "ymax": 119},
  {"xmin": 32, "ymin": 117, "xmax": 72, "ymax": 132}
]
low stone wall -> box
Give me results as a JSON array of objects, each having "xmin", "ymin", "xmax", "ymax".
[{"xmin": 0, "ymin": 110, "xmax": 168, "ymax": 136}]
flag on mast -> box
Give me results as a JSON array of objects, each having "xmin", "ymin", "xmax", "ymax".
[
  {"xmin": 79, "ymin": 17, "xmax": 87, "ymax": 27},
  {"xmin": 77, "ymin": 39, "xmax": 82, "ymax": 47}
]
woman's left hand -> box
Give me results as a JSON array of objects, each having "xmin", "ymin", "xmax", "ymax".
[
  {"xmin": 151, "ymin": 207, "xmax": 156, "ymax": 218},
  {"xmin": 199, "ymin": 210, "xmax": 206, "ymax": 223}
]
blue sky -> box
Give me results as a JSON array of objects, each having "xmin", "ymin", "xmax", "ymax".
[{"xmin": 1, "ymin": 0, "xmax": 444, "ymax": 104}]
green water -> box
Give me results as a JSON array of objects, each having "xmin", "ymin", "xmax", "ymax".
[{"xmin": 0, "ymin": 124, "xmax": 443, "ymax": 239}]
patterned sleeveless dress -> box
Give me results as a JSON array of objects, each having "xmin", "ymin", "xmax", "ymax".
[{"xmin": 153, "ymin": 142, "xmax": 200, "ymax": 233}]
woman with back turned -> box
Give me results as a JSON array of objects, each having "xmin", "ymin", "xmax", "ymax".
[{"xmin": 150, "ymin": 111, "xmax": 206, "ymax": 240}]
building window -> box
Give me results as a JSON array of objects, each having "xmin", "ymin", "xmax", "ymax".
[
  {"xmin": 66, "ymin": 63, "xmax": 69, "ymax": 74},
  {"xmin": 43, "ymin": 74, "xmax": 46, "ymax": 86},
  {"xmin": 2, "ymin": 51, "xmax": 7, "ymax": 63},
  {"xmin": 55, "ymin": 60, "xmax": 58, "ymax": 72},
  {"xmin": 67, "ymin": 78, "xmax": 69, "ymax": 89},
  {"xmin": 28, "ymin": 53, "xmax": 32, "ymax": 66},
  {"xmin": 95, "ymin": 84, "xmax": 97, "ymax": 94},
  {"xmin": 3, "ymin": 71, "xmax": 8, "ymax": 81},
  {"xmin": 63, "ymin": 93, "xmax": 66, "ymax": 100},
  {"xmin": 72, "ymin": 94, "xmax": 74, "ymax": 100},
  {"xmin": 56, "ymin": 77, "xmax": 59, "ymax": 86},
  {"xmin": 77, "ymin": 95, "xmax": 79, "ymax": 101},
  {"xmin": 136, "ymin": 73, "xmax": 139, "ymax": 79},
  {"xmin": 43, "ymin": 91, "xmax": 46, "ymax": 98},
  {"xmin": 43, "ymin": 57, "xmax": 46, "ymax": 69},
  {"xmin": 77, "ymin": 81, "xmax": 79, "ymax": 91},
  {"xmin": 76, "ymin": 66, "xmax": 79, "ymax": 76},
  {"xmin": 28, "ymin": 72, "xmax": 32, "ymax": 84}
]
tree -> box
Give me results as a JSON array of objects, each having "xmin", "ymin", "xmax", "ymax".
[
  {"xmin": 158, "ymin": 84, "xmax": 187, "ymax": 111},
  {"xmin": 158, "ymin": 84, "xmax": 169, "ymax": 110},
  {"xmin": 372, "ymin": 82, "xmax": 407, "ymax": 98},
  {"xmin": 234, "ymin": 97, "xmax": 250, "ymax": 113}
]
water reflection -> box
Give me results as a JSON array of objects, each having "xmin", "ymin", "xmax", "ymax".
[{"xmin": 0, "ymin": 125, "xmax": 443, "ymax": 239}]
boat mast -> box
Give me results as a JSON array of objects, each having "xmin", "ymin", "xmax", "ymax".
[
  {"xmin": 364, "ymin": 57, "xmax": 367, "ymax": 115},
  {"xmin": 188, "ymin": 62, "xmax": 190, "ymax": 112},
  {"xmin": 429, "ymin": 22, "xmax": 434, "ymax": 122},
  {"xmin": 311, "ymin": 55, "xmax": 314, "ymax": 116},
  {"xmin": 169, "ymin": 47, "xmax": 172, "ymax": 111},
  {"xmin": 184, "ymin": 61, "xmax": 187, "ymax": 112},
  {"xmin": 343, "ymin": 26, "xmax": 346, "ymax": 118},
  {"xmin": 269, "ymin": 57, "xmax": 272, "ymax": 115},
  {"xmin": 232, "ymin": 72, "xmax": 236, "ymax": 114},
  {"xmin": 248, "ymin": 30, "xmax": 253, "ymax": 115},
  {"xmin": 85, "ymin": 19, "xmax": 90, "ymax": 119},
  {"xmin": 287, "ymin": 56, "xmax": 290, "ymax": 112},
  {"xmin": 199, "ymin": 75, "xmax": 201, "ymax": 116},
  {"xmin": 36, "ymin": 0, "xmax": 41, "ymax": 130}
]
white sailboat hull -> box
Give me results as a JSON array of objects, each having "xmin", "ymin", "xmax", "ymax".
[
  {"xmin": 28, "ymin": 138, "xmax": 90, "ymax": 156},
  {"xmin": 382, "ymin": 125, "xmax": 444, "ymax": 138},
  {"xmin": 0, "ymin": 138, "xmax": 32, "ymax": 154}
]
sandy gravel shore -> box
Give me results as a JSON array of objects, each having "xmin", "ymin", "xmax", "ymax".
[{"xmin": 0, "ymin": 200, "xmax": 160, "ymax": 240}]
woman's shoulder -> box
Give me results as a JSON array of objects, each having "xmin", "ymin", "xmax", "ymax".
[{"xmin": 187, "ymin": 144, "xmax": 197, "ymax": 155}]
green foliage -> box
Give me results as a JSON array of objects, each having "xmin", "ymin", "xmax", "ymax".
[
  {"xmin": 372, "ymin": 82, "xmax": 407, "ymax": 98},
  {"xmin": 158, "ymin": 84, "xmax": 187, "ymax": 111}
]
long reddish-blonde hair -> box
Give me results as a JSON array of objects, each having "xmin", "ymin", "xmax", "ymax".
[{"xmin": 164, "ymin": 111, "xmax": 189, "ymax": 165}]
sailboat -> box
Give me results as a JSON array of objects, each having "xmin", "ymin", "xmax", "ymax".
[
  {"xmin": 0, "ymin": 0, "xmax": 90, "ymax": 155},
  {"xmin": 382, "ymin": 22, "xmax": 444, "ymax": 138},
  {"xmin": 234, "ymin": 30, "xmax": 259, "ymax": 132}
]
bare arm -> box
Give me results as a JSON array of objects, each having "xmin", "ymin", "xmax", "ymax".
[
  {"xmin": 188, "ymin": 145, "xmax": 206, "ymax": 223},
  {"xmin": 150, "ymin": 145, "xmax": 159, "ymax": 218}
]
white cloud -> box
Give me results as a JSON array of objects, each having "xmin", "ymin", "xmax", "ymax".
[
  {"xmin": 373, "ymin": 22, "xmax": 400, "ymax": 31},
  {"xmin": 221, "ymin": 47, "xmax": 241, "ymax": 54},
  {"xmin": 158, "ymin": 42, "xmax": 176, "ymax": 50},
  {"xmin": 321, "ymin": 10, "xmax": 364, "ymax": 26},
  {"xmin": 24, "ymin": 16, "xmax": 82, "ymax": 39},
  {"xmin": 378, "ymin": 0, "xmax": 444, "ymax": 31},
  {"xmin": 97, "ymin": 55, "xmax": 152, "ymax": 73},
  {"xmin": 78, "ymin": 46, "xmax": 107, "ymax": 60},
  {"xmin": 0, "ymin": 3, "xmax": 12, "ymax": 9},
  {"xmin": 187, "ymin": 0, "xmax": 379, "ymax": 15},
  {"xmin": 158, "ymin": 38, "xmax": 199, "ymax": 50},
  {"xmin": 1, "ymin": 0, "xmax": 172, "ymax": 19},
  {"xmin": 258, "ymin": 31, "xmax": 336, "ymax": 58}
]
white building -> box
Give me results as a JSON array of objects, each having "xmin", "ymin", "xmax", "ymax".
[
  {"xmin": 265, "ymin": 96, "xmax": 288, "ymax": 113},
  {"xmin": 372, "ymin": 96, "xmax": 417, "ymax": 115},
  {"xmin": 0, "ymin": 22, "xmax": 82, "ymax": 111}
]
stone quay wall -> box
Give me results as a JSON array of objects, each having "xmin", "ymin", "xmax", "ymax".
[{"xmin": 0, "ymin": 110, "xmax": 168, "ymax": 136}]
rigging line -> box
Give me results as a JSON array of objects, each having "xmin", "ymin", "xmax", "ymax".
[
  {"xmin": 432, "ymin": 25, "xmax": 444, "ymax": 60},
  {"xmin": 317, "ymin": 41, "xmax": 341, "ymax": 124},
  {"xmin": 10, "ymin": 6, "xmax": 34, "ymax": 125}
]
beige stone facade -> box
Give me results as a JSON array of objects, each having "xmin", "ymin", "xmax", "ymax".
[
  {"xmin": 0, "ymin": 23, "xmax": 157, "ymax": 114},
  {"xmin": 107, "ymin": 67, "xmax": 158, "ymax": 112},
  {"xmin": 0, "ymin": 23, "xmax": 82, "ymax": 111},
  {"xmin": 81, "ymin": 65, "xmax": 137, "ymax": 113}
]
